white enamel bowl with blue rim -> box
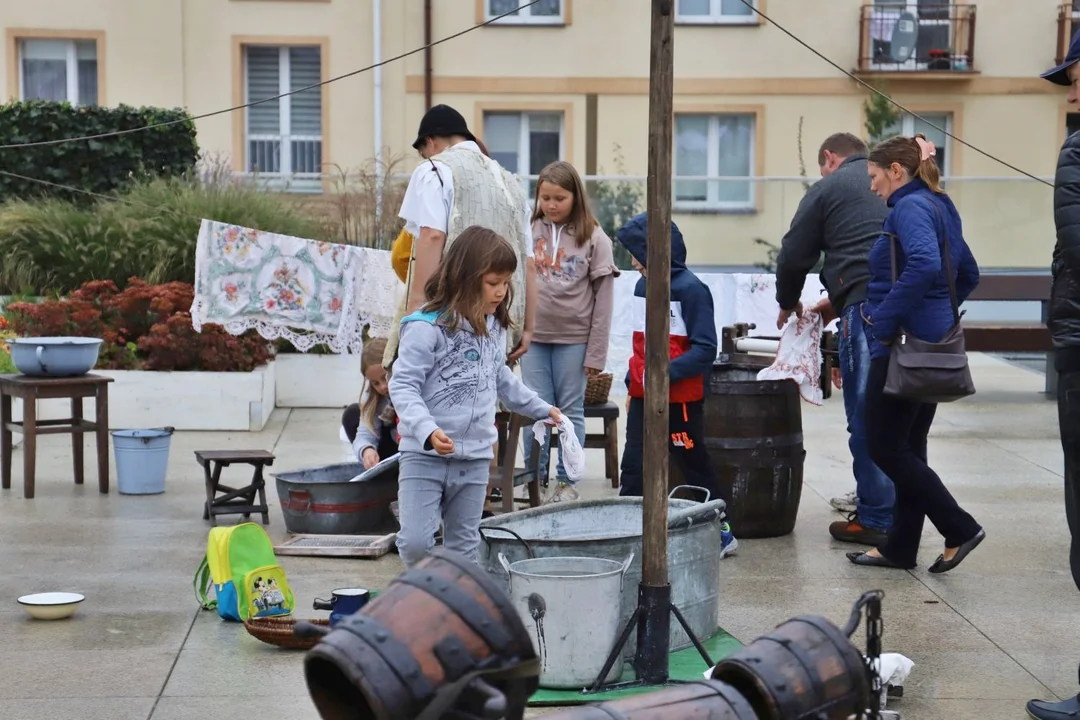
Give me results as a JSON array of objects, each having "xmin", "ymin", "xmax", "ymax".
[{"xmin": 17, "ymin": 592, "xmax": 86, "ymax": 620}]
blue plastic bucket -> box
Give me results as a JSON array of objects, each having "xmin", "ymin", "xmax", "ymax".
[{"xmin": 112, "ymin": 428, "xmax": 175, "ymax": 495}]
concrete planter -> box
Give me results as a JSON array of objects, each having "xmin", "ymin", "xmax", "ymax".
[
  {"xmin": 275, "ymin": 353, "xmax": 361, "ymax": 408},
  {"xmin": 11, "ymin": 362, "xmax": 276, "ymax": 433}
]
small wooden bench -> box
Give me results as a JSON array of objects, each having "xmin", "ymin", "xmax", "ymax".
[
  {"xmin": 962, "ymin": 274, "xmax": 1054, "ymax": 393},
  {"xmin": 492, "ymin": 412, "xmax": 542, "ymax": 514},
  {"xmin": 195, "ymin": 449, "xmax": 274, "ymax": 526}
]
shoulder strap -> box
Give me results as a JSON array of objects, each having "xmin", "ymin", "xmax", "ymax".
[
  {"xmin": 194, "ymin": 555, "xmax": 217, "ymax": 611},
  {"xmin": 887, "ymin": 196, "xmax": 961, "ymax": 325}
]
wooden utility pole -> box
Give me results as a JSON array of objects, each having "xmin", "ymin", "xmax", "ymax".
[{"xmin": 636, "ymin": 0, "xmax": 675, "ymax": 682}]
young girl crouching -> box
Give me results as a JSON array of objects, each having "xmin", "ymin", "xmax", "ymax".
[
  {"xmin": 389, "ymin": 226, "xmax": 562, "ymax": 568},
  {"xmin": 339, "ymin": 337, "xmax": 399, "ymax": 468}
]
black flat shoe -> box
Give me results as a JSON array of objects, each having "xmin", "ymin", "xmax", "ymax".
[
  {"xmin": 846, "ymin": 551, "xmax": 909, "ymax": 569},
  {"xmin": 928, "ymin": 528, "xmax": 986, "ymax": 574}
]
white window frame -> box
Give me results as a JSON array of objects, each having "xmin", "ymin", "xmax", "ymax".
[
  {"xmin": 482, "ymin": 110, "xmax": 566, "ymax": 195},
  {"xmin": 243, "ymin": 45, "xmax": 323, "ymax": 192},
  {"xmin": 486, "ymin": 0, "xmax": 565, "ymax": 25},
  {"xmin": 675, "ymin": 0, "xmax": 758, "ymax": 26},
  {"xmin": 673, "ymin": 113, "xmax": 756, "ymax": 212},
  {"xmin": 881, "ymin": 112, "xmax": 953, "ymax": 178},
  {"xmin": 18, "ymin": 38, "xmax": 96, "ymax": 105}
]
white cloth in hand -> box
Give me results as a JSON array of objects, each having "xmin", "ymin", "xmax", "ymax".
[
  {"xmin": 532, "ymin": 416, "xmax": 585, "ymax": 482},
  {"xmin": 756, "ymin": 310, "xmax": 825, "ymax": 405}
]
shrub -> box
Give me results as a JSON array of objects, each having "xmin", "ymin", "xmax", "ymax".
[
  {"xmin": 0, "ymin": 101, "xmax": 199, "ymax": 202},
  {"xmin": 0, "ymin": 164, "xmax": 328, "ymax": 295},
  {"xmin": 4, "ymin": 279, "xmax": 272, "ymax": 372}
]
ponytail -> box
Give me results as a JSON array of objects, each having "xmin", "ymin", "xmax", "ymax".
[{"xmin": 912, "ymin": 133, "xmax": 944, "ymax": 194}]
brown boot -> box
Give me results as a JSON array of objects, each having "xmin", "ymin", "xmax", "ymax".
[{"xmin": 830, "ymin": 513, "xmax": 888, "ymax": 546}]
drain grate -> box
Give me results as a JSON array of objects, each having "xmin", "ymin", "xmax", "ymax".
[{"xmin": 274, "ymin": 533, "xmax": 397, "ymax": 558}]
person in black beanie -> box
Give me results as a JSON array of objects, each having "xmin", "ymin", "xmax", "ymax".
[{"xmin": 1027, "ymin": 32, "xmax": 1080, "ymax": 720}]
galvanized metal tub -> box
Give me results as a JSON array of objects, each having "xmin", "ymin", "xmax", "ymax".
[
  {"xmin": 477, "ymin": 495, "xmax": 726, "ymax": 659},
  {"xmin": 272, "ymin": 460, "xmax": 398, "ymax": 535}
]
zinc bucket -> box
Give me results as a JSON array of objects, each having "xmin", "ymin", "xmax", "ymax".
[
  {"xmin": 498, "ymin": 553, "xmax": 633, "ymax": 689},
  {"xmin": 112, "ymin": 428, "xmax": 174, "ymax": 495}
]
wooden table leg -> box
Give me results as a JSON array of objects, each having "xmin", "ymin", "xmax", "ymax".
[
  {"xmin": 501, "ymin": 415, "xmax": 521, "ymax": 514},
  {"xmin": 95, "ymin": 385, "xmax": 109, "ymax": 493},
  {"xmin": 1, "ymin": 393, "xmax": 10, "ymax": 491},
  {"xmin": 71, "ymin": 397, "xmax": 84, "ymax": 486},
  {"xmin": 23, "ymin": 393, "xmax": 36, "ymax": 499},
  {"xmin": 607, "ymin": 418, "xmax": 620, "ymax": 489},
  {"xmin": 254, "ymin": 463, "xmax": 270, "ymax": 525}
]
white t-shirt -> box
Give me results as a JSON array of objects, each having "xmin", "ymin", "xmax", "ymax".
[{"xmin": 397, "ymin": 141, "xmax": 534, "ymax": 258}]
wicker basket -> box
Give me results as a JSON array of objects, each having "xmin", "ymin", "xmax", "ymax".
[
  {"xmin": 243, "ymin": 616, "xmax": 330, "ymax": 650},
  {"xmin": 585, "ymin": 372, "xmax": 613, "ymax": 406}
]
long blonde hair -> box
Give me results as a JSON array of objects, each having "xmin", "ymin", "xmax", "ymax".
[
  {"xmin": 531, "ymin": 161, "xmax": 598, "ymax": 247},
  {"xmin": 359, "ymin": 337, "xmax": 388, "ymax": 435}
]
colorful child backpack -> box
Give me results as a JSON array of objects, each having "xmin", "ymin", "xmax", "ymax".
[{"xmin": 193, "ymin": 522, "xmax": 295, "ymax": 622}]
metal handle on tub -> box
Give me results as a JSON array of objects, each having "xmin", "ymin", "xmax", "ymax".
[
  {"xmin": 497, "ymin": 553, "xmax": 512, "ymax": 575},
  {"xmin": 620, "ymin": 552, "xmax": 635, "ymax": 575},
  {"xmin": 669, "ymin": 485, "xmax": 711, "ymax": 503},
  {"xmin": 667, "ymin": 498, "xmax": 727, "ymax": 530},
  {"xmin": 477, "ymin": 526, "xmax": 535, "ymax": 559}
]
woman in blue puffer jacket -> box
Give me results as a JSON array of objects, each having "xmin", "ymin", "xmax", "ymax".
[{"xmin": 847, "ymin": 133, "xmax": 985, "ymax": 573}]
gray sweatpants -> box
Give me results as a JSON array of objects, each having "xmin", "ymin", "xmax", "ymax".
[{"xmin": 396, "ymin": 452, "xmax": 491, "ymax": 569}]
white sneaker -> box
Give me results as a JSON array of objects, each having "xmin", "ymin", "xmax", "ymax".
[
  {"xmin": 547, "ymin": 482, "xmax": 580, "ymax": 504},
  {"xmin": 830, "ymin": 490, "xmax": 858, "ymax": 514}
]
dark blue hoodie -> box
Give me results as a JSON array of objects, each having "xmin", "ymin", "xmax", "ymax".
[{"xmin": 615, "ymin": 213, "xmax": 717, "ymax": 403}]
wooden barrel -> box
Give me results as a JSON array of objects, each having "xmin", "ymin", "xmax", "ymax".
[
  {"xmin": 539, "ymin": 680, "xmax": 757, "ymax": 719},
  {"xmin": 699, "ymin": 359, "xmax": 805, "ymax": 538},
  {"xmin": 709, "ymin": 615, "xmax": 871, "ymax": 720},
  {"xmin": 303, "ymin": 549, "xmax": 539, "ymax": 720}
]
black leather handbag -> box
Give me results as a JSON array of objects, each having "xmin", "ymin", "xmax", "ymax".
[{"xmin": 883, "ymin": 202, "xmax": 976, "ymax": 403}]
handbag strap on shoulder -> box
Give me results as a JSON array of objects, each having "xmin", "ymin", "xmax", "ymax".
[{"xmin": 887, "ymin": 196, "xmax": 961, "ymax": 326}]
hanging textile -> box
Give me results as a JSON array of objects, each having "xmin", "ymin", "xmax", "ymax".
[
  {"xmin": 756, "ymin": 309, "xmax": 825, "ymax": 405},
  {"xmin": 190, "ymin": 219, "xmax": 402, "ymax": 354}
]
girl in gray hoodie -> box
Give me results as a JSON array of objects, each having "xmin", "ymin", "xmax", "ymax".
[{"xmin": 389, "ymin": 226, "xmax": 562, "ymax": 568}]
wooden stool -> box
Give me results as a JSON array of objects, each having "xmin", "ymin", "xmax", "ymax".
[
  {"xmin": 543, "ymin": 402, "xmax": 622, "ymax": 490},
  {"xmin": 492, "ymin": 412, "xmax": 542, "ymax": 514},
  {"xmin": 0, "ymin": 374, "xmax": 113, "ymax": 500},
  {"xmin": 195, "ymin": 450, "xmax": 274, "ymax": 526}
]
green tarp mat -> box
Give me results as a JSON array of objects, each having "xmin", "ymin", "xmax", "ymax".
[{"xmin": 527, "ymin": 628, "xmax": 743, "ymax": 707}]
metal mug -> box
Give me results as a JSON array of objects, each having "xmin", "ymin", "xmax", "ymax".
[{"xmin": 312, "ymin": 587, "xmax": 371, "ymax": 627}]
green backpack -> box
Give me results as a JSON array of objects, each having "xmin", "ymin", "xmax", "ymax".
[{"xmin": 193, "ymin": 522, "xmax": 295, "ymax": 622}]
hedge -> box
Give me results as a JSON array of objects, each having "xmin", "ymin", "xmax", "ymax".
[{"xmin": 0, "ymin": 101, "xmax": 199, "ymax": 202}]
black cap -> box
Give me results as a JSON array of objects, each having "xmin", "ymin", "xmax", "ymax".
[
  {"xmin": 411, "ymin": 104, "xmax": 476, "ymax": 150},
  {"xmin": 1043, "ymin": 34, "xmax": 1080, "ymax": 86}
]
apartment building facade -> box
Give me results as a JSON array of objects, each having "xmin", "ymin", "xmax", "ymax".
[{"xmin": 1, "ymin": 0, "xmax": 1074, "ymax": 269}]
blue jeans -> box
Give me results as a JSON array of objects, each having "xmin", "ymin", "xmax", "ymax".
[
  {"xmin": 841, "ymin": 304, "xmax": 894, "ymax": 531},
  {"xmin": 520, "ymin": 342, "xmax": 587, "ymax": 485}
]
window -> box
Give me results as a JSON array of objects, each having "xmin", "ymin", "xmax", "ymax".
[
  {"xmin": 876, "ymin": 112, "xmax": 952, "ymax": 177},
  {"xmin": 487, "ymin": 0, "xmax": 564, "ymax": 24},
  {"xmin": 482, "ymin": 111, "xmax": 564, "ymax": 195},
  {"xmin": 676, "ymin": 0, "xmax": 756, "ymax": 24},
  {"xmin": 244, "ymin": 45, "xmax": 323, "ymax": 186},
  {"xmin": 869, "ymin": 0, "xmax": 955, "ymax": 70},
  {"xmin": 18, "ymin": 38, "xmax": 98, "ymax": 105},
  {"xmin": 674, "ymin": 114, "xmax": 756, "ymax": 211}
]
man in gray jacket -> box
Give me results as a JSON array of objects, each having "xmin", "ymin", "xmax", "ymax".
[{"xmin": 774, "ymin": 132, "xmax": 892, "ymax": 547}]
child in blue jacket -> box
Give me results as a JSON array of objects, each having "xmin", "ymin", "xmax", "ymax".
[{"xmin": 615, "ymin": 213, "xmax": 737, "ymax": 557}]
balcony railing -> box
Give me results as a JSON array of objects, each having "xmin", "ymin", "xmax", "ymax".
[
  {"xmin": 1058, "ymin": 3, "xmax": 1080, "ymax": 65},
  {"xmin": 856, "ymin": 3, "xmax": 977, "ymax": 75}
]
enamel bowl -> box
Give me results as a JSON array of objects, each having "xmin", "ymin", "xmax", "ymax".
[{"xmin": 17, "ymin": 592, "xmax": 85, "ymax": 620}]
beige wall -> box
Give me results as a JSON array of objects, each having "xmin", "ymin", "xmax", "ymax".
[{"xmin": 0, "ymin": 0, "xmax": 1071, "ymax": 267}]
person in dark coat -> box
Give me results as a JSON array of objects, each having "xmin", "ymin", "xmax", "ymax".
[
  {"xmin": 845, "ymin": 133, "xmax": 984, "ymax": 573},
  {"xmin": 1025, "ymin": 34, "xmax": 1080, "ymax": 720}
]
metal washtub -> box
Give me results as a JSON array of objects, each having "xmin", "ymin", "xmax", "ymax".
[
  {"xmin": 477, "ymin": 493, "xmax": 727, "ymax": 659},
  {"xmin": 271, "ymin": 461, "xmax": 398, "ymax": 536}
]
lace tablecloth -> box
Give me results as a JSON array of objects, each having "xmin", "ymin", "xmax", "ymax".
[{"xmin": 190, "ymin": 219, "xmax": 403, "ymax": 354}]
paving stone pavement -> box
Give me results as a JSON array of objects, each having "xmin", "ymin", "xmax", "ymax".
[{"xmin": 0, "ymin": 353, "xmax": 1073, "ymax": 720}]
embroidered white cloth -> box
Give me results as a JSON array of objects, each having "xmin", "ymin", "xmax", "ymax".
[
  {"xmin": 756, "ymin": 310, "xmax": 825, "ymax": 405},
  {"xmin": 532, "ymin": 416, "xmax": 585, "ymax": 482},
  {"xmin": 190, "ymin": 219, "xmax": 403, "ymax": 353}
]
